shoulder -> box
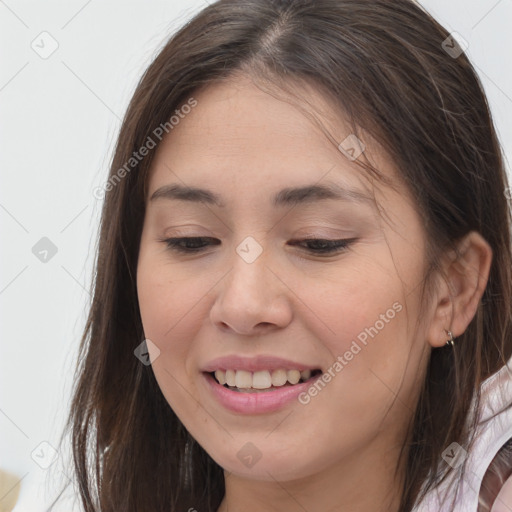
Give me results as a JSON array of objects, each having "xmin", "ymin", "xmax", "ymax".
[
  {"xmin": 412, "ymin": 361, "xmax": 512, "ymax": 512},
  {"xmin": 475, "ymin": 362, "xmax": 512, "ymax": 511},
  {"xmin": 479, "ymin": 437, "xmax": 512, "ymax": 512}
]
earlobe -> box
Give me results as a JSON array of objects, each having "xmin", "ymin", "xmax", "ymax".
[{"xmin": 426, "ymin": 231, "xmax": 493, "ymax": 348}]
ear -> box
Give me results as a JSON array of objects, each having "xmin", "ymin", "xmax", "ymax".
[{"xmin": 426, "ymin": 231, "xmax": 493, "ymax": 348}]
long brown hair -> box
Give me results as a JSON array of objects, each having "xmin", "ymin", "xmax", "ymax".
[{"xmin": 54, "ymin": 1, "xmax": 512, "ymax": 510}]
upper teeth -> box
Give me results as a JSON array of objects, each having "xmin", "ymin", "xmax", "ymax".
[{"xmin": 214, "ymin": 369, "xmax": 312, "ymax": 389}]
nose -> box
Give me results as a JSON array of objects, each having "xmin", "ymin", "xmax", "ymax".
[{"xmin": 209, "ymin": 248, "xmax": 293, "ymax": 336}]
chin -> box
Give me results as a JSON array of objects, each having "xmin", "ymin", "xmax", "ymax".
[{"xmin": 210, "ymin": 449, "xmax": 322, "ymax": 482}]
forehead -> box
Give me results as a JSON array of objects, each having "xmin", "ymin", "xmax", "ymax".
[{"xmin": 147, "ymin": 74, "xmax": 397, "ymax": 207}]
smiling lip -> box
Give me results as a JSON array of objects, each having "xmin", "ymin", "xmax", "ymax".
[
  {"xmin": 201, "ymin": 355, "xmax": 322, "ymax": 414},
  {"xmin": 201, "ymin": 354, "xmax": 320, "ymax": 373},
  {"xmin": 202, "ymin": 371, "xmax": 321, "ymax": 414}
]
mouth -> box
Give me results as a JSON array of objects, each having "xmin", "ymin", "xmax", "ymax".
[{"xmin": 207, "ymin": 368, "xmax": 323, "ymax": 393}]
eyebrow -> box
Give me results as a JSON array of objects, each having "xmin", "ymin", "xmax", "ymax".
[{"xmin": 149, "ymin": 182, "xmax": 374, "ymax": 208}]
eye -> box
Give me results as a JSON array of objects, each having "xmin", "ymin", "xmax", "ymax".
[
  {"xmin": 161, "ymin": 237, "xmax": 220, "ymax": 253},
  {"xmin": 287, "ymin": 237, "xmax": 357, "ymax": 255},
  {"xmin": 160, "ymin": 237, "xmax": 357, "ymax": 255}
]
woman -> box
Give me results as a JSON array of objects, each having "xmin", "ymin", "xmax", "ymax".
[{"xmin": 58, "ymin": 1, "xmax": 512, "ymax": 510}]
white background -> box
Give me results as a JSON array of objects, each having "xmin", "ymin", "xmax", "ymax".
[{"xmin": 0, "ymin": 1, "xmax": 510, "ymax": 510}]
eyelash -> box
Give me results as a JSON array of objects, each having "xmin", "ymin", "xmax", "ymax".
[{"xmin": 160, "ymin": 237, "xmax": 357, "ymax": 256}]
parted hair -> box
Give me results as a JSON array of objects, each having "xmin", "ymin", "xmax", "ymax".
[{"xmin": 51, "ymin": 1, "xmax": 512, "ymax": 511}]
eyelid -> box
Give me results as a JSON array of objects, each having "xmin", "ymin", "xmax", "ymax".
[
  {"xmin": 162, "ymin": 225, "xmax": 214, "ymax": 236},
  {"xmin": 294, "ymin": 232, "xmax": 357, "ymax": 239},
  {"xmin": 290, "ymin": 224, "xmax": 359, "ymax": 237}
]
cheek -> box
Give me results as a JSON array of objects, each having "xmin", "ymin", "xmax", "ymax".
[
  {"xmin": 307, "ymin": 258, "xmax": 407, "ymax": 353},
  {"xmin": 137, "ymin": 258, "xmax": 214, "ymax": 426},
  {"xmin": 308, "ymin": 259, "xmax": 422, "ymax": 420},
  {"xmin": 136, "ymin": 253, "xmax": 213, "ymax": 374}
]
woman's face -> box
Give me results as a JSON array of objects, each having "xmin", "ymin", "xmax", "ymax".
[{"xmin": 136, "ymin": 74, "xmax": 433, "ymax": 482}]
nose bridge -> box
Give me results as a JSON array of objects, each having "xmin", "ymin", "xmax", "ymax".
[
  {"xmin": 229, "ymin": 237, "xmax": 269, "ymax": 292},
  {"xmin": 210, "ymin": 234, "xmax": 293, "ymax": 334},
  {"xmin": 226, "ymin": 234, "xmax": 273, "ymax": 305}
]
